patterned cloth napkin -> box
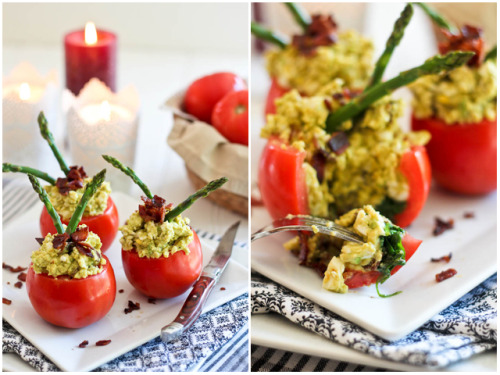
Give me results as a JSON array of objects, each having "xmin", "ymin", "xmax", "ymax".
[
  {"xmin": 251, "ymin": 274, "xmax": 497, "ymax": 368},
  {"xmin": 3, "ymin": 293, "xmax": 248, "ymax": 372}
]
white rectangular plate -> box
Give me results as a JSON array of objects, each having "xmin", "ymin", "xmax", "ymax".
[
  {"xmin": 252, "ymin": 186, "xmax": 496, "ymax": 341},
  {"xmin": 3, "ymin": 192, "xmax": 248, "ymax": 372}
]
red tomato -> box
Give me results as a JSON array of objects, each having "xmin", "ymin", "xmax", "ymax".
[
  {"xmin": 344, "ymin": 233, "xmax": 422, "ymax": 289},
  {"xmin": 26, "ymin": 255, "xmax": 116, "ymax": 328},
  {"xmin": 184, "ymin": 72, "xmax": 246, "ymax": 123},
  {"xmin": 40, "ymin": 196, "xmax": 119, "ymax": 252},
  {"xmin": 121, "ymin": 230, "xmax": 203, "ymax": 299},
  {"xmin": 258, "ymin": 137, "xmax": 309, "ymax": 220},
  {"xmin": 211, "ymin": 90, "xmax": 249, "ymax": 145},
  {"xmin": 393, "ymin": 145, "xmax": 432, "ymax": 228},
  {"xmin": 265, "ymin": 78, "xmax": 290, "ymax": 116},
  {"xmin": 412, "ymin": 115, "xmax": 497, "ymax": 195},
  {"xmin": 258, "ymin": 138, "xmax": 431, "ymax": 227}
]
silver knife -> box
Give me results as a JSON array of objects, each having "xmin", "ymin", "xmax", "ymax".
[{"xmin": 161, "ymin": 221, "xmax": 240, "ymax": 342}]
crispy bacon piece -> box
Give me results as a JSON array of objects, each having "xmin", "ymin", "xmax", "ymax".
[
  {"xmin": 436, "ymin": 268, "xmax": 457, "ymax": 282},
  {"xmin": 3, "ymin": 298, "xmax": 12, "ymax": 305},
  {"xmin": 17, "ymin": 272, "xmax": 27, "ymax": 282},
  {"xmin": 119, "ymin": 289, "xmax": 124, "ymax": 294},
  {"xmin": 52, "ymin": 233, "xmax": 70, "ymax": 250},
  {"xmin": 439, "ymin": 25, "xmax": 484, "ymax": 67},
  {"xmin": 71, "ymin": 226, "xmax": 89, "ymax": 242},
  {"xmin": 78, "ymin": 340, "xmax": 89, "ymax": 348},
  {"xmin": 431, "ymin": 253, "xmax": 452, "ymax": 263},
  {"xmin": 292, "ymin": 14, "xmax": 338, "ymax": 56},
  {"xmin": 56, "ymin": 165, "xmax": 88, "ymax": 195},
  {"xmin": 220, "ymin": 287, "xmax": 226, "ymax": 291},
  {"xmin": 138, "ymin": 195, "xmax": 172, "ymax": 223},
  {"xmin": 327, "ymin": 132, "xmax": 349, "ymax": 155},
  {"xmin": 433, "ymin": 217, "xmax": 454, "ymax": 236},
  {"xmin": 147, "ymin": 298, "xmax": 157, "ymax": 304},
  {"xmin": 35, "ymin": 238, "xmax": 44, "ymax": 245},
  {"xmin": 464, "ymin": 211, "xmax": 475, "ymax": 219},
  {"xmin": 96, "ymin": 340, "xmax": 112, "ymax": 346},
  {"xmin": 124, "ymin": 300, "xmax": 141, "ymax": 314},
  {"xmin": 14, "ymin": 281, "xmax": 23, "ymax": 289},
  {"xmin": 2, "ymin": 263, "xmax": 27, "ymax": 273},
  {"xmin": 310, "ymin": 150, "xmax": 328, "ymax": 183}
]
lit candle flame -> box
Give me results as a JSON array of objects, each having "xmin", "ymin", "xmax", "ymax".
[
  {"xmin": 100, "ymin": 101, "xmax": 111, "ymax": 121},
  {"xmin": 85, "ymin": 22, "xmax": 98, "ymax": 45},
  {"xmin": 19, "ymin": 83, "xmax": 31, "ymax": 101}
]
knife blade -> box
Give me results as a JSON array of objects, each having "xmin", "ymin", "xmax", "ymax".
[{"xmin": 160, "ymin": 221, "xmax": 240, "ymax": 342}]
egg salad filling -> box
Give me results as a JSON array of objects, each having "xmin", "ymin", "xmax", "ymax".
[
  {"xmin": 266, "ymin": 30, "xmax": 374, "ymax": 96},
  {"xmin": 261, "ymin": 81, "xmax": 430, "ymax": 219},
  {"xmin": 284, "ymin": 206, "xmax": 406, "ymax": 295},
  {"xmin": 410, "ymin": 60, "xmax": 497, "ymax": 124}
]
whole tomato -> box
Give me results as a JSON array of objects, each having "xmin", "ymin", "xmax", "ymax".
[
  {"xmin": 26, "ymin": 255, "xmax": 116, "ymax": 328},
  {"xmin": 265, "ymin": 78, "xmax": 290, "ymax": 116},
  {"xmin": 412, "ymin": 115, "xmax": 497, "ymax": 195},
  {"xmin": 258, "ymin": 137, "xmax": 431, "ymax": 228},
  {"xmin": 40, "ymin": 196, "xmax": 119, "ymax": 252},
  {"xmin": 122, "ymin": 230, "xmax": 203, "ymax": 299},
  {"xmin": 211, "ymin": 90, "xmax": 248, "ymax": 145},
  {"xmin": 184, "ymin": 72, "xmax": 246, "ymax": 123}
]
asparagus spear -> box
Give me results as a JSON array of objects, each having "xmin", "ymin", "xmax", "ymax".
[
  {"xmin": 38, "ymin": 111, "xmax": 70, "ymax": 176},
  {"xmin": 65, "ymin": 169, "xmax": 106, "ymax": 235},
  {"xmin": 28, "ymin": 174, "xmax": 64, "ymax": 234},
  {"xmin": 251, "ymin": 22, "xmax": 288, "ymax": 49},
  {"xmin": 485, "ymin": 45, "xmax": 497, "ymax": 61},
  {"xmin": 102, "ymin": 155, "xmax": 153, "ymax": 199},
  {"xmin": 366, "ymin": 4, "xmax": 414, "ymax": 89},
  {"xmin": 326, "ymin": 51, "xmax": 474, "ymax": 133},
  {"xmin": 164, "ymin": 177, "xmax": 228, "ymax": 222},
  {"xmin": 414, "ymin": 2, "xmax": 457, "ymax": 33},
  {"xmin": 3, "ymin": 163, "xmax": 56, "ymax": 185},
  {"xmin": 285, "ymin": 2, "xmax": 311, "ymax": 31}
]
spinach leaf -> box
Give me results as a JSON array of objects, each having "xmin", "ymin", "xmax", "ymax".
[{"xmin": 375, "ymin": 197, "xmax": 406, "ymax": 222}]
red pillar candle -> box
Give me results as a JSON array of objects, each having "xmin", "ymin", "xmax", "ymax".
[{"xmin": 64, "ymin": 22, "xmax": 117, "ymax": 95}]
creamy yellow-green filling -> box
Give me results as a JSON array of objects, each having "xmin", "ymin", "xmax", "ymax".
[
  {"xmin": 410, "ymin": 60, "xmax": 497, "ymax": 124},
  {"xmin": 31, "ymin": 225, "xmax": 105, "ymax": 279},
  {"xmin": 120, "ymin": 211, "xmax": 193, "ymax": 258},
  {"xmin": 261, "ymin": 82, "xmax": 430, "ymax": 217},
  {"xmin": 266, "ymin": 30, "xmax": 374, "ymax": 96},
  {"xmin": 44, "ymin": 178, "xmax": 111, "ymax": 221}
]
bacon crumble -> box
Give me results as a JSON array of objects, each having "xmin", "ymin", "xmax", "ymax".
[
  {"xmin": 17, "ymin": 272, "xmax": 27, "ymax": 282},
  {"xmin": 138, "ymin": 195, "xmax": 173, "ymax": 223},
  {"xmin": 52, "ymin": 233, "xmax": 70, "ymax": 250},
  {"xmin": 431, "ymin": 253, "xmax": 452, "ymax": 263},
  {"xmin": 463, "ymin": 212, "xmax": 475, "ymax": 219},
  {"xmin": 147, "ymin": 298, "xmax": 157, "ymax": 304},
  {"xmin": 96, "ymin": 340, "xmax": 112, "ymax": 346},
  {"xmin": 14, "ymin": 281, "xmax": 23, "ymax": 289},
  {"xmin": 292, "ymin": 14, "xmax": 338, "ymax": 56},
  {"xmin": 3, "ymin": 298, "xmax": 12, "ymax": 305},
  {"xmin": 56, "ymin": 166, "xmax": 88, "ymax": 195},
  {"xmin": 124, "ymin": 300, "xmax": 141, "ymax": 314},
  {"xmin": 436, "ymin": 268, "xmax": 457, "ymax": 282},
  {"xmin": 2, "ymin": 263, "xmax": 27, "ymax": 273},
  {"xmin": 78, "ymin": 340, "xmax": 89, "ymax": 348},
  {"xmin": 327, "ymin": 132, "xmax": 349, "ymax": 155},
  {"xmin": 433, "ymin": 217, "xmax": 454, "ymax": 236},
  {"xmin": 119, "ymin": 289, "xmax": 124, "ymax": 294}
]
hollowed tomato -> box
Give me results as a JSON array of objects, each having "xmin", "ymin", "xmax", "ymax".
[
  {"xmin": 258, "ymin": 138, "xmax": 431, "ymax": 228},
  {"xmin": 40, "ymin": 196, "xmax": 119, "ymax": 252},
  {"xmin": 121, "ymin": 230, "xmax": 203, "ymax": 299},
  {"xmin": 26, "ymin": 255, "xmax": 116, "ymax": 328},
  {"xmin": 412, "ymin": 115, "xmax": 497, "ymax": 195},
  {"xmin": 265, "ymin": 79, "xmax": 290, "ymax": 116}
]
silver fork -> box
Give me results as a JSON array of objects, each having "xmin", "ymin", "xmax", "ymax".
[{"xmin": 251, "ymin": 214, "xmax": 364, "ymax": 244}]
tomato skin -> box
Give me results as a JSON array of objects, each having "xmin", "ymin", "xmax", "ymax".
[
  {"xmin": 26, "ymin": 255, "xmax": 116, "ymax": 328},
  {"xmin": 344, "ymin": 233, "xmax": 422, "ymax": 289},
  {"xmin": 394, "ymin": 146, "xmax": 432, "ymax": 228},
  {"xmin": 184, "ymin": 72, "xmax": 247, "ymax": 123},
  {"xmin": 265, "ymin": 79, "xmax": 290, "ymax": 116},
  {"xmin": 40, "ymin": 196, "xmax": 119, "ymax": 252},
  {"xmin": 412, "ymin": 115, "xmax": 497, "ymax": 195},
  {"xmin": 258, "ymin": 137, "xmax": 309, "ymax": 220},
  {"xmin": 121, "ymin": 230, "xmax": 203, "ymax": 299},
  {"xmin": 211, "ymin": 90, "xmax": 249, "ymax": 145},
  {"xmin": 258, "ymin": 138, "xmax": 430, "ymax": 227}
]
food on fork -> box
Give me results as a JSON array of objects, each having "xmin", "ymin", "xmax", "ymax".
[
  {"xmin": 2, "ymin": 112, "xmax": 119, "ymax": 251},
  {"xmin": 410, "ymin": 4, "xmax": 497, "ymax": 195},
  {"xmin": 25, "ymin": 170, "xmax": 116, "ymax": 328},
  {"xmin": 284, "ymin": 205, "xmax": 422, "ymax": 297},
  {"xmin": 103, "ymin": 155, "xmax": 227, "ymax": 298},
  {"xmin": 252, "ymin": 3, "xmax": 374, "ymax": 115}
]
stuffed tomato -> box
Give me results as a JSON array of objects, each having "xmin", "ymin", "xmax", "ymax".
[
  {"xmin": 284, "ymin": 206, "xmax": 422, "ymax": 296},
  {"xmin": 409, "ymin": 25, "xmax": 497, "ymax": 195},
  {"xmin": 259, "ymin": 85, "xmax": 431, "ymax": 228}
]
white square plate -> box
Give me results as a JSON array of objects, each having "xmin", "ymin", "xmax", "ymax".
[
  {"xmin": 252, "ymin": 186, "xmax": 496, "ymax": 341},
  {"xmin": 2, "ymin": 192, "xmax": 248, "ymax": 372}
]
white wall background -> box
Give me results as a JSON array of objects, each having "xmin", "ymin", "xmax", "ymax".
[{"xmin": 3, "ymin": 2, "xmax": 249, "ymax": 55}]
